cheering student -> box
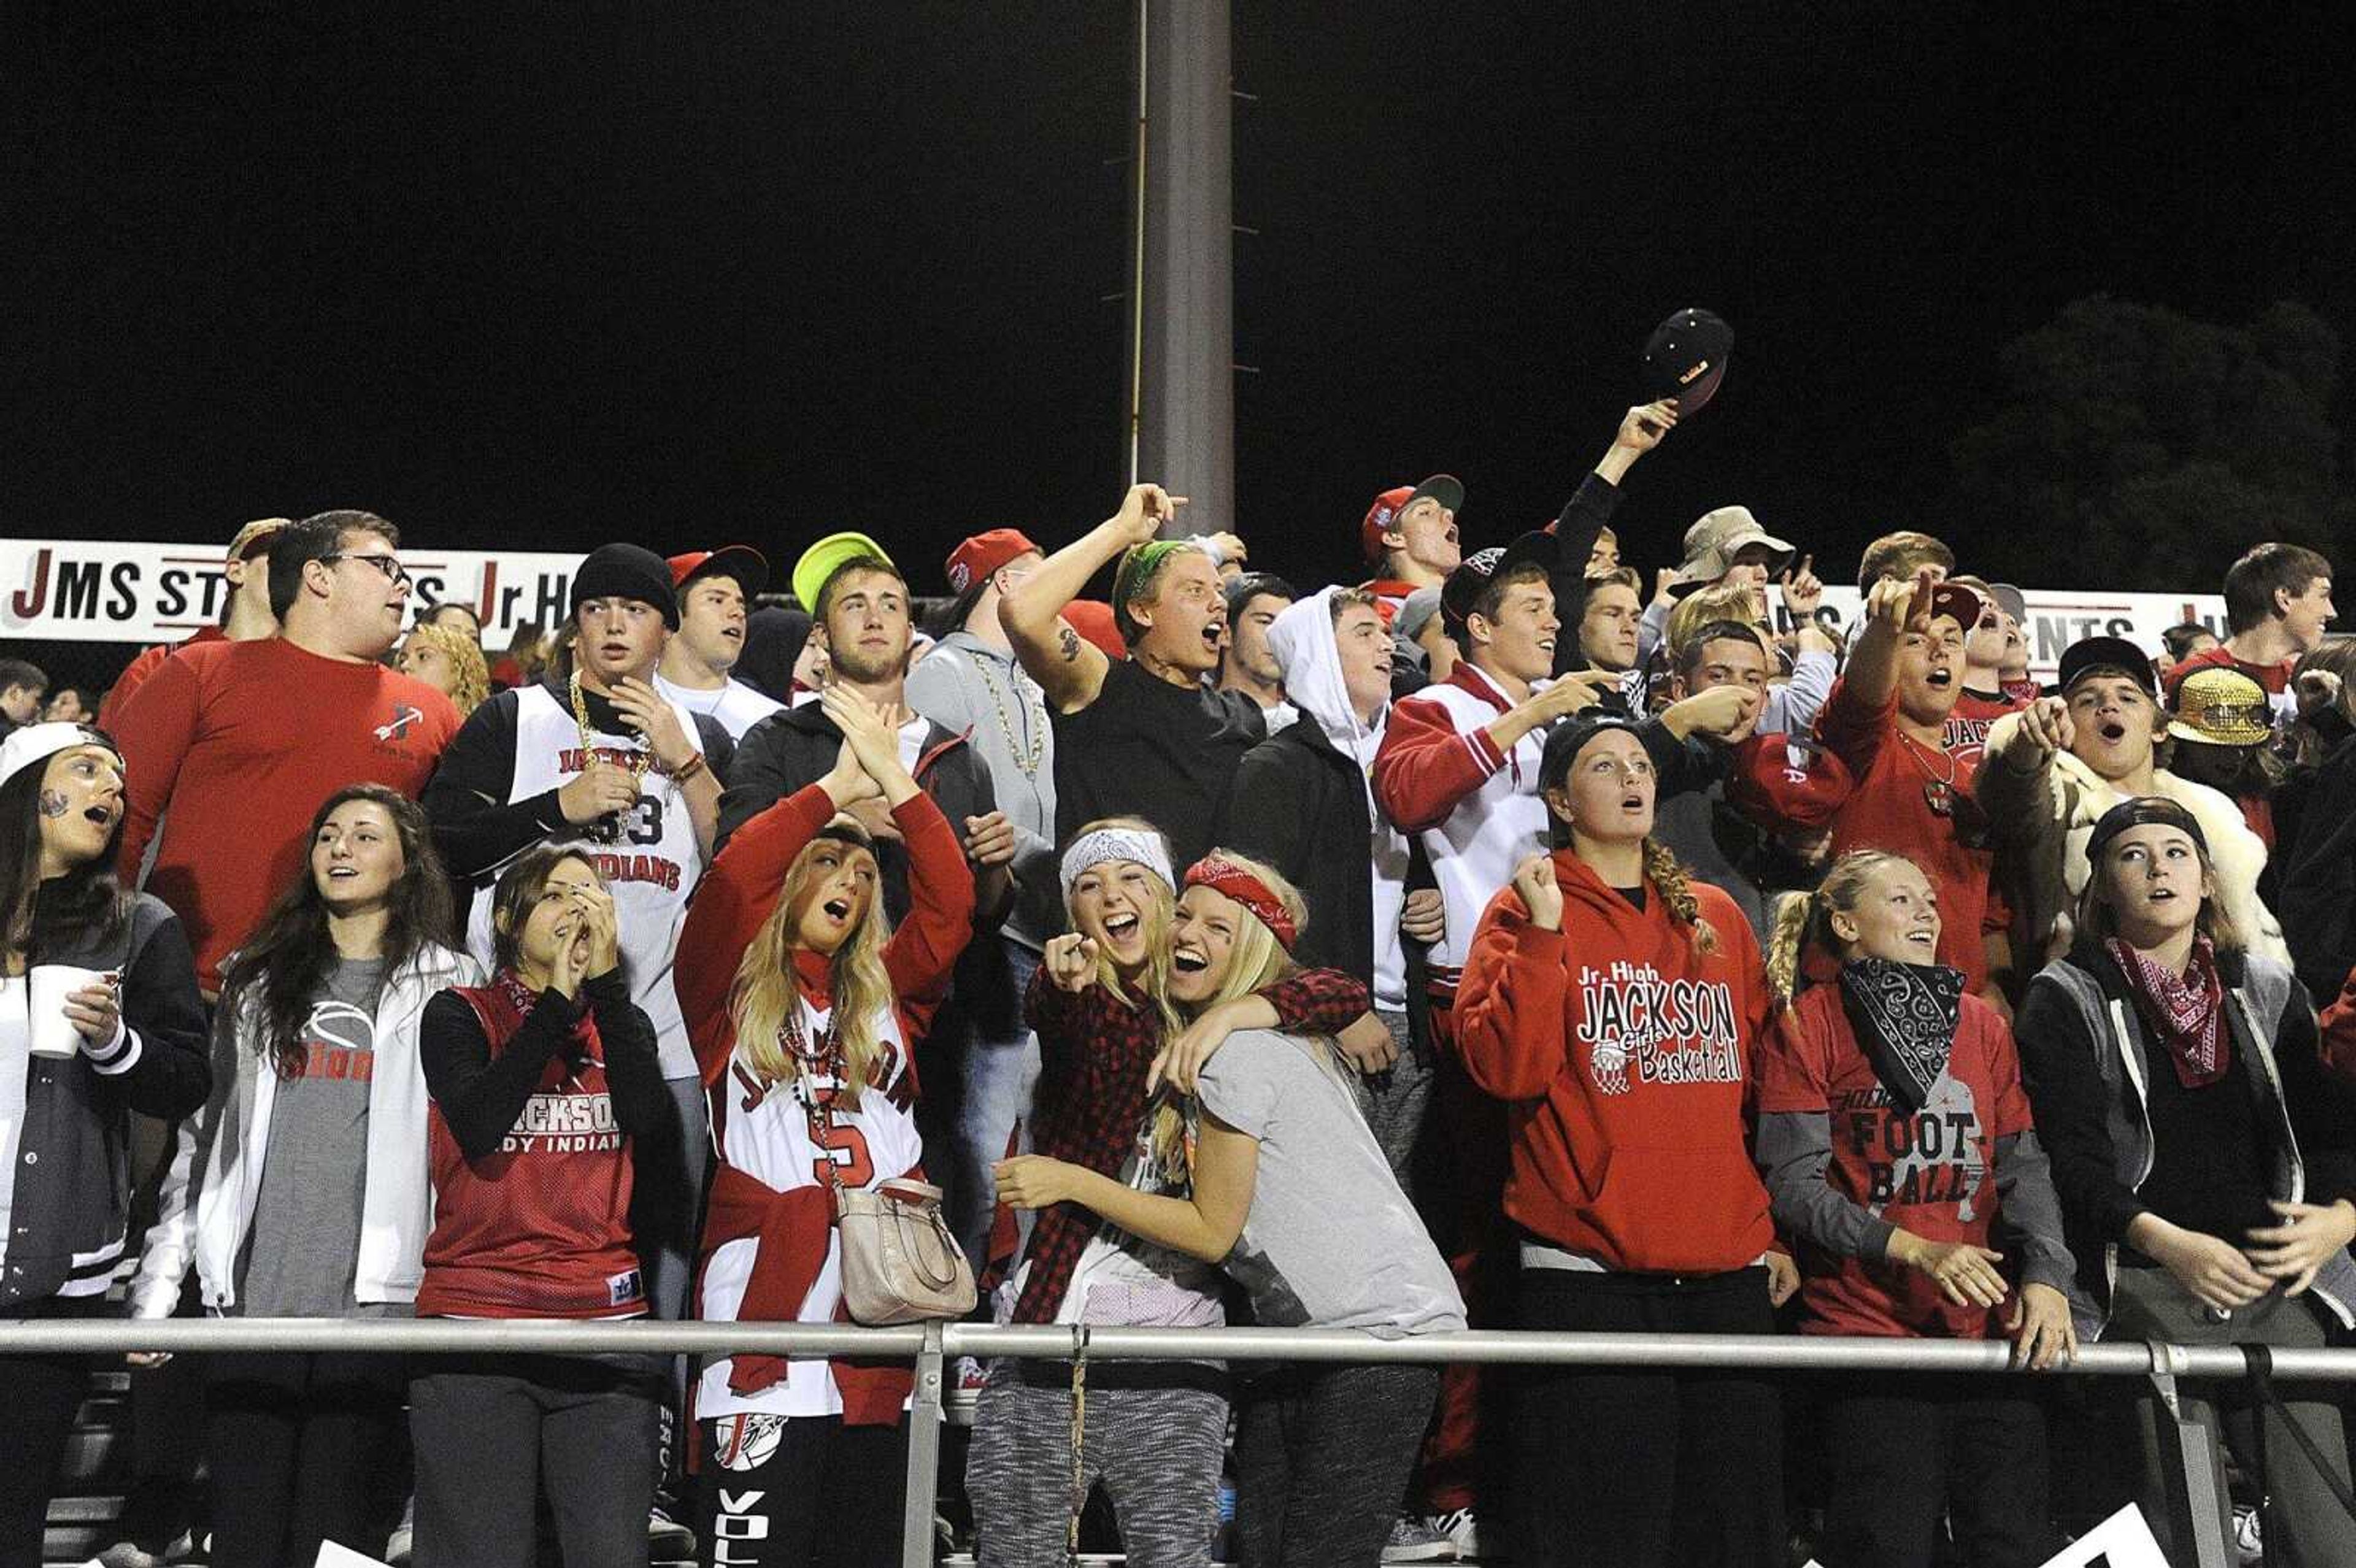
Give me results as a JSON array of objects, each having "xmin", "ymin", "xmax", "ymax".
[
  {"xmin": 2015, "ymin": 799, "xmax": 2356, "ymax": 1566},
  {"xmin": 408, "ymin": 848, "xmax": 672, "ymax": 1568},
  {"xmin": 1453, "ymin": 714, "xmax": 1796, "ymax": 1568},
  {"xmin": 1757, "ymin": 850, "xmax": 2076, "ymax": 1568},
  {"xmin": 1941, "ymin": 576, "xmax": 2031, "ymax": 768},
  {"xmin": 996, "ymin": 851, "xmax": 1461, "ymax": 1568},
  {"xmin": 655, "ymin": 546, "xmax": 787, "ymax": 742},
  {"xmin": 969, "ymin": 818, "xmax": 1372, "ymax": 1568},
  {"xmin": 671, "ymin": 686, "xmax": 974, "ymax": 1568},
  {"xmin": 111, "ymin": 512, "xmax": 458, "ymax": 996},
  {"xmin": 132, "ymin": 786, "xmax": 477, "ymax": 1568},
  {"xmin": 999, "ymin": 482, "xmax": 1261, "ymax": 870},
  {"xmin": 0, "ymin": 724, "xmax": 209, "ymax": 1568},
  {"xmin": 1215, "ymin": 572, "xmax": 1300, "ymax": 732}
]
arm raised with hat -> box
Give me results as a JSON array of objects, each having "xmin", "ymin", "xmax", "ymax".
[{"xmin": 1000, "ymin": 483, "xmax": 1185, "ymax": 713}]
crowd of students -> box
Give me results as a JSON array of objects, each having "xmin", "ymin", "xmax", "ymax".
[{"xmin": 5, "ymin": 412, "xmax": 2356, "ymax": 1568}]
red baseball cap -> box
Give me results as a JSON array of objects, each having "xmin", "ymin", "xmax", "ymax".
[
  {"xmin": 1360, "ymin": 475, "xmax": 1465, "ymax": 563},
  {"xmin": 1725, "ymin": 734, "xmax": 1855, "ymax": 831},
  {"xmin": 668, "ymin": 545, "xmax": 768, "ymax": 598},
  {"xmin": 945, "ymin": 528, "xmax": 1040, "ymax": 594},
  {"xmin": 1061, "ymin": 599, "xmax": 1126, "ymax": 659}
]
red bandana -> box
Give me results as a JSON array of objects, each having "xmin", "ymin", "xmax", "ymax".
[
  {"xmin": 2106, "ymin": 934, "xmax": 2230, "ymax": 1088},
  {"xmin": 1184, "ymin": 855, "xmax": 1297, "ymax": 950}
]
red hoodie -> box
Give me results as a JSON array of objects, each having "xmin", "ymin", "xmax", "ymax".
[{"xmin": 1455, "ymin": 848, "xmax": 1776, "ymax": 1274}]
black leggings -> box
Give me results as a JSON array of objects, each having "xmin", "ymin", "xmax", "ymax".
[
  {"xmin": 695, "ymin": 1413, "xmax": 906, "ymax": 1567},
  {"xmin": 205, "ymin": 1350, "xmax": 408, "ymax": 1568},
  {"xmin": 0, "ymin": 1297, "xmax": 109, "ymax": 1568}
]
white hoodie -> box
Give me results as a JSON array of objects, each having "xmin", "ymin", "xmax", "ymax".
[{"xmin": 1268, "ymin": 590, "xmax": 1413, "ymax": 1010}]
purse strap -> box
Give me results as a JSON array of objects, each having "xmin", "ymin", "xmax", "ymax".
[{"xmin": 1067, "ymin": 1326, "xmax": 1089, "ymax": 1568}]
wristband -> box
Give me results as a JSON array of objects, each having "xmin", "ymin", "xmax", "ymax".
[{"xmin": 669, "ymin": 751, "xmax": 708, "ymax": 783}]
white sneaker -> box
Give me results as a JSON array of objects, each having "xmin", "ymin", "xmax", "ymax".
[
  {"xmin": 1423, "ymin": 1508, "xmax": 1495, "ymax": 1561},
  {"xmin": 1382, "ymin": 1512, "xmax": 1460, "ymax": 1562},
  {"xmin": 2233, "ymin": 1505, "xmax": 2263, "ymax": 1566}
]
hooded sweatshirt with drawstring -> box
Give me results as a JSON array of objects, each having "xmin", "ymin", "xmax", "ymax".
[
  {"xmin": 1453, "ymin": 847, "xmax": 1778, "ymax": 1274},
  {"xmin": 1213, "ymin": 588, "xmax": 1413, "ymax": 1007}
]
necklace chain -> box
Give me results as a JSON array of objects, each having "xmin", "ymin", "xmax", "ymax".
[
  {"xmin": 970, "ymin": 652, "xmax": 1047, "ymax": 775},
  {"xmin": 568, "ymin": 669, "xmax": 660, "ymax": 843}
]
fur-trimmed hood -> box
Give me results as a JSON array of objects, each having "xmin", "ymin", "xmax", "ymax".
[{"xmin": 1981, "ymin": 707, "xmax": 2286, "ymax": 967}]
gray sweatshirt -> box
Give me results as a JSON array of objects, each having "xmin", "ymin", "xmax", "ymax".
[{"xmin": 907, "ymin": 629, "xmax": 1061, "ymax": 950}]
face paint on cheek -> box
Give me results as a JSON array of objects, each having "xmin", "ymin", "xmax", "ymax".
[{"xmin": 38, "ymin": 790, "xmax": 70, "ymax": 820}]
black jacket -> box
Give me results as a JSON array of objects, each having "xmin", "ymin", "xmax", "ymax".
[
  {"xmin": 3, "ymin": 894, "xmax": 210, "ymax": 1307},
  {"xmin": 717, "ymin": 698, "xmax": 996, "ymax": 928},
  {"xmin": 1214, "ymin": 718, "xmax": 1380, "ymax": 988}
]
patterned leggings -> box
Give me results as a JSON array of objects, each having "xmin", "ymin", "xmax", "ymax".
[{"xmin": 966, "ymin": 1361, "xmax": 1227, "ymax": 1568}]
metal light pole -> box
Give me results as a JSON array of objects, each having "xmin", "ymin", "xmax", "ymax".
[{"xmin": 1125, "ymin": 0, "xmax": 1234, "ymax": 539}]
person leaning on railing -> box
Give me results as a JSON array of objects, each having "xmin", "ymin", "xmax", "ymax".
[
  {"xmin": 2015, "ymin": 797, "xmax": 2356, "ymax": 1566},
  {"xmin": 0, "ymin": 723, "xmax": 209, "ymax": 1568}
]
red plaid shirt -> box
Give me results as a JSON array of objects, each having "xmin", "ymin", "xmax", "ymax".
[{"xmin": 1007, "ymin": 964, "xmax": 1371, "ymax": 1324}]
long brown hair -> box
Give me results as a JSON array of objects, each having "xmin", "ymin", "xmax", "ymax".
[
  {"xmin": 219, "ymin": 785, "xmax": 454, "ymax": 1079},
  {"xmin": 727, "ymin": 821, "xmax": 895, "ymax": 1108},
  {"xmin": 0, "ymin": 732, "xmax": 131, "ymax": 966}
]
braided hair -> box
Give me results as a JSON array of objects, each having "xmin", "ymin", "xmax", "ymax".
[{"xmin": 1639, "ymin": 837, "xmax": 1717, "ymax": 956}]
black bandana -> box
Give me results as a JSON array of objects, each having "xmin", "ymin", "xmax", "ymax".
[{"xmin": 1837, "ymin": 958, "xmax": 1965, "ymax": 1113}]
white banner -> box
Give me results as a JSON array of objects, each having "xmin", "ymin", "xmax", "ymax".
[
  {"xmin": 1790, "ymin": 586, "xmax": 2226, "ymax": 682},
  {"xmin": 1, "ymin": 538, "xmax": 587, "ymax": 647}
]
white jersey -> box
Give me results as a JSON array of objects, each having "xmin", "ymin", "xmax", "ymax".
[
  {"xmin": 698, "ymin": 997, "xmax": 922, "ymax": 1420},
  {"xmin": 1414, "ymin": 668, "xmax": 1552, "ymax": 992},
  {"xmin": 653, "ymin": 672, "xmax": 786, "ymax": 744},
  {"xmin": 463, "ymin": 683, "xmax": 708, "ymax": 1078}
]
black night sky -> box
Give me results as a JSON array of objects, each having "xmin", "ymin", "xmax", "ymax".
[{"xmin": 7, "ymin": 4, "xmax": 2352, "ymax": 640}]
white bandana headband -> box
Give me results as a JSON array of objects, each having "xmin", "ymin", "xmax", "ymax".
[
  {"xmin": 1058, "ymin": 828, "xmax": 1174, "ymax": 902},
  {"xmin": 0, "ymin": 723, "xmax": 118, "ymax": 790}
]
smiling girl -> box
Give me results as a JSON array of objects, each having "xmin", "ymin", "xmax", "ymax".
[
  {"xmin": 672, "ymin": 686, "xmax": 974, "ymax": 1568},
  {"xmin": 1756, "ymin": 850, "xmax": 2075, "ymax": 1567},
  {"xmin": 995, "ymin": 850, "xmax": 1458, "ymax": 1568},
  {"xmin": 0, "ymin": 724, "xmax": 208, "ymax": 1567},
  {"xmin": 134, "ymin": 783, "xmax": 475, "ymax": 1568},
  {"xmin": 2017, "ymin": 797, "xmax": 2356, "ymax": 1564}
]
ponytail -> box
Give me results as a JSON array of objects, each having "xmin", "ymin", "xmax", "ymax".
[
  {"xmin": 1765, "ymin": 891, "xmax": 1814, "ymax": 1004},
  {"xmin": 1641, "ymin": 837, "xmax": 1718, "ymax": 956},
  {"xmin": 1768, "ymin": 849, "xmax": 1926, "ymax": 1005}
]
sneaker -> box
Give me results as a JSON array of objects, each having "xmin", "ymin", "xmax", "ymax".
[
  {"xmin": 165, "ymin": 1528, "xmax": 209, "ymax": 1564},
  {"xmin": 649, "ymin": 1502, "xmax": 696, "ymax": 1561},
  {"xmin": 2233, "ymin": 1505, "xmax": 2263, "ymax": 1566},
  {"xmin": 1423, "ymin": 1508, "xmax": 1495, "ymax": 1562},
  {"xmin": 383, "ymin": 1493, "xmax": 415, "ymax": 1566},
  {"xmin": 1382, "ymin": 1512, "xmax": 1460, "ymax": 1562}
]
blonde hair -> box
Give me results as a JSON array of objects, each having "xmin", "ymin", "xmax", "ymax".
[
  {"xmin": 1665, "ymin": 580, "xmax": 1768, "ymax": 666},
  {"xmin": 2076, "ymin": 826, "xmax": 2244, "ymax": 954},
  {"xmin": 1765, "ymin": 850, "xmax": 1920, "ymax": 1002},
  {"xmin": 728, "ymin": 824, "xmax": 896, "ymax": 1108},
  {"xmin": 1639, "ymin": 838, "xmax": 1719, "ymax": 956},
  {"xmin": 1158, "ymin": 849, "xmax": 1306, "ymax": 1169},
  {"xmin": 404, "ymin": 623, "xmax": 490, "ymax": 716}
]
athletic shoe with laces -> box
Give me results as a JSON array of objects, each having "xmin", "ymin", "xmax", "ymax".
[
  {"xmin": 2233, "ymin": 1505, "xmax": 2263, "ymax": 1566},
  {"xmin": 649, "ymin": 1501, "xmax": 697, "ymax": 1561},
  {"xmin": 1381, "ymin": 1512, "xmax": 1459, "ymax": 1562},
  {"xmin": 1423, "ymin": 1508, "xmax": 1495, "ymax": 1562}
]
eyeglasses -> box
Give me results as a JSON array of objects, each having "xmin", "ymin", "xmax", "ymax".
[{"xmin": 323, "ymin": 552, "xmax": 412, "ymax": 590}]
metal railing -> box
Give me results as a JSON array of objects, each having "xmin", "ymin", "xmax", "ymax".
[{"xmin": 11, "ymin": 1317, "xmax": 2355, "ymax": 1568}]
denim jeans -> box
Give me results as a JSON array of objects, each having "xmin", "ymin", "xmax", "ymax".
[{"xmin": 947, "ymin": 937, "xmax": 1043, "ymax": 1265}]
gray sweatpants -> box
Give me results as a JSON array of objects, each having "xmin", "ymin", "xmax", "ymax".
[
  {"xmin": 1236, "ymin": 1363, "xmax": 1439, "ymax": 1568},
  {"xmin": 966, "ymin": 1361, "xmax": 1226, "ymax": 1568},
  {"xmin": 1348, "ymin": 1009, "xmax": 1435, "ymax": 1200}
]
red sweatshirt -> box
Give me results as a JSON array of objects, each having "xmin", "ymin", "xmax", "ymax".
[
  {"xmin": 111, "ymin": 637, "xmax": 458, "ymax": 990},
  {"xmin": 1454, "ymin": 849, "xmax": 1776, "ymax": 1274}
]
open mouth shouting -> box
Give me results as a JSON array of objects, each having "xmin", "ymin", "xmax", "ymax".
[
  {"xmin": 1925, "ymin": 665, "xmax": 1955, "ymax": 691},
  {"xmin": 2098, "ymin": 718, "xmax": 2128, "ymax": 745},
  {"xmin": 822, "ymin": 895, "xmax": 853, "ymax": 924},
  {"xmin": 1099, "ymin": 909, "xmax": 1143, "ymax": 955},
  {"xmin": 83, "ymin": 801, "xmax": 117, "ymax": 832},
  {"xmin": 1172, "ymin": 940, "xmax": 1209, "ymax": 975}
]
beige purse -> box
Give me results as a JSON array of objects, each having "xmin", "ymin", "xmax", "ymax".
[{"xmin": 828, "ymin": 1172, "xmax": 977, "ymax": 1326}]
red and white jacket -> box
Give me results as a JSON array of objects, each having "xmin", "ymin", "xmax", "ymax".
[
  {"xmin": 674, "ymin": 783, "xmax": 974, "ymax": 1424},
  {"xmin": 1372, "ymin": 663, "xmax": 1551, "ymax": 997}
]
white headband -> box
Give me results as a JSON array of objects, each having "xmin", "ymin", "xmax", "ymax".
[
  {"xmin": 1059, "ymin": 828, "xmax": 1174, "ymax": 901},
  {"xmin": 0, "ymin": 723, "xmax": 117, "ymax": 790}
]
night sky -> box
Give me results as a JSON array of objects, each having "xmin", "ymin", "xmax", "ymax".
[{"xmin": 7, "ymin": 3, "xmax": 2351, "ymax": 669}]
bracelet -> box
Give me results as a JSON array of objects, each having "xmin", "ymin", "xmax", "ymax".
[{"xmin": 669, "ymin": 751, "xmax": 707, "ymax": 783}]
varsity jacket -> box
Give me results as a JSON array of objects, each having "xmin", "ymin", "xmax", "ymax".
[
  {"xmin": 1974, "ymin": 708, "xmax": 2287, "ymax": 973},
  {"xmin": 2014, "ymin": 940, "xmax": 2356, "ymax": 1339},
  {"xmin": 130, "ymin": 942, "xmax": 484, "ymax": 1317},
  {"xmin": 2, "ymin": 896, "xmax": 210, "ymax": 1308},
  {"xmin": 1453, "ymin": 850, "xmax": 1777, "ymax": 1274}
]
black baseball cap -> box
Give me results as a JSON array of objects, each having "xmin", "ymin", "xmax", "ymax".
[
  {"xmin": 2085, "ymin": 795, "xmax": 2208, "ymax": 870},
  {"xmin": 1641, "ymin": 308, "xmax": 1733, "ymax": 413},
  {"xmin": 1441, "ymin": 531, "xmax": 1557, "ymax": 632},
  {"xmin": 1539, "ymin": 712, "xmax": 1641, "ymax": 791},
  {"xmin": 2056, "ymin": 634, "xmax": 2157, "ymax": 700}
]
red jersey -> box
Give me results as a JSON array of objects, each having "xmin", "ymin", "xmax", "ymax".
[
  {"xmin": 1454, "ymin": 850, "xmax": 1776, "ymax": 1275},
  {"xmin": 1814, "ymin": 678, "xmax": 1996, "ymax": 991},
  {"xmin": 110, "ymin": 637, "xmax": 457, "ymax": 990},
  {"xmin": 418, "ymin": 978, "xmax": 646, "ymax": 1319},
  {"xmin": 1756, "ymin": 983, "xmax": 2035, "ymax": 1339},
  {"xmin": 1941, "ymin": 688, "xmax": 2028, "ymax": 769},
  {"xmin": 98, "ymin": 626, "xmax": 226, "ymax": 733},
  {"xmin": 2168, "ymin": 644, "xmax": 2290, "ymax": 696}
]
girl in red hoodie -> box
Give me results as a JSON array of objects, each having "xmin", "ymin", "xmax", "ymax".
[
  {"xmin": 1455, "ymin": 713, "xmax": 1796, "ymax": 1568},
  {"xmin": 672, "ymin": 686, "xmax": 976, "ymax": 1568}
]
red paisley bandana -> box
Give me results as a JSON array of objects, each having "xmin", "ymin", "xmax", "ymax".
[
  {"xmin": 2106, "ymin": 935, "xmax": 2230, "ymax": 1088},
  {"xmin": 1184, "ymin": 854, "xmax": 1298, "ymax": 950}
]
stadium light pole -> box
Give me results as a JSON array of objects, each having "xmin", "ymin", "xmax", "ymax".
[{"xmin": 1125, "ymin": 0, "xmax": 1234, "ymax": 540}]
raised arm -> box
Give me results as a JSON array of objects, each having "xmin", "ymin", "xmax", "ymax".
[
  {"xmin": 999, "ymin": 483, "xmax": 1180, "ymax": 713},
  {"xmin": 1453, "ymin": 859, "xmax": 1571, "ymax": 1101}
]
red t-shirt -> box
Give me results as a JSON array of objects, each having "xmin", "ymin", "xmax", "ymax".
[
  {"xmin": 2168, "ymin": 644, "xmax": 2290, "ymax": 696},
  {"xmin": 111, "ymin": 637, "xmax": 458, "ymax": 990},
  {"xmin": 1757, "ymin": 983, "xmax": 2036, "ymax": 1339},
  {"xmin": 1815, "ymin": 678, "xmax": 1996, "ymax": 991},
  {"xmin": 98, "ymin": 626, "xmax": 226, "ymax": 733},
  {"xmin": 1941, "ymin": 688, "xmax": 2030, "ymax": 769}
]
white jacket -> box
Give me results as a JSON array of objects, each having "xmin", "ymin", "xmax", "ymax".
[{"xmin": 130, "ymin": 943, "xmax": 483, "ymax": 1318}]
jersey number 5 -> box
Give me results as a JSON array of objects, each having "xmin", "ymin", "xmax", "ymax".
[{"xmin": 813, "ymin": 1122, "xmax": 874, "ymax": 1189}]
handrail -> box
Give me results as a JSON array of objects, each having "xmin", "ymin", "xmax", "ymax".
[{"xmin": 12, "ymin": 1317, "xmax": 2353, "ymax": 1567}]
